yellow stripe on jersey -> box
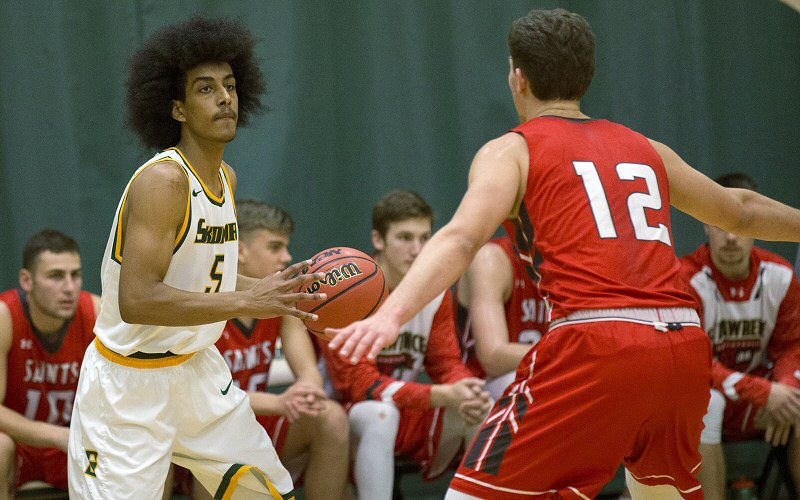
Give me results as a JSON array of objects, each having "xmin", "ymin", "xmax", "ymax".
[
  {"xmin": 173, "ymin": 167, "xmax": 192, "ymax": 253},
  {"xmin": 171, "ymin": 147, "xmax": 226, "ymax": 205},
  {"xmin": 94, "ymin": 338, "xmax": 195, "ymax": 368},
  {"xmin": 215, "ymin": 464, "xmax": 294, "ymax": 500},
  {"xmin": 112, "ymin": 157, "xmax": 189, "ymax": 263}
]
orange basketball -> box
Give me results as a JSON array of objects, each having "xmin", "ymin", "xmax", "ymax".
[{"xmin": 295, "ymin": 247, "xmax": 388, "ymax": 341}]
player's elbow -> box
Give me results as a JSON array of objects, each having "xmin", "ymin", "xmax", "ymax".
[{"xmin": 118, "ymin": 287, "xmax": 152, "ymax": 324}]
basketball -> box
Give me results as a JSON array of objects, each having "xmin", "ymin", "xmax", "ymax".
[{"xmin": 295, "ymin": 247, "xmax": 388, "ymax": 341}]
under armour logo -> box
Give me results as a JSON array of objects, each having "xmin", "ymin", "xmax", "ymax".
[
  {"xmin": 85, "ymin": 450, "xmax": 98, "ymax": 477},
  {"xmin": 20, "ymin": 339, "xmax": 33, "ymax": 350}
]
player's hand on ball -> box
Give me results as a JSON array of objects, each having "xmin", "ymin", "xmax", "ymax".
[{"xmin": 246, "ymin": 260, "xmax": 326, "ymax": 320}]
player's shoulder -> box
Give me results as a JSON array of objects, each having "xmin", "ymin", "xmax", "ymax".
[
  {"xmin": 752, "ymin": 246, "xmax": 794, "ymax": 270},
  {"xmin": 678, "ymin": 245, "xmax": 711, "ymax": 281}
]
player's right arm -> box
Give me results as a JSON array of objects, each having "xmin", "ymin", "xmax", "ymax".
[
  {"xmin": 117, "ymin": 162, "xmax": 324, "ymax": 326},
  {"xmin": 0, "ymin": 302, "xmax": 69, "ymax": 451},
  {"xmin": 462, "ymin": 242, "xmax": 532, "ymax": 378},
  {"xmin": 329, "ymin": 132, "xmax": 529, "ymax": 362},
  {"xmin": 654, "ymin": 140, "xmax": 800, "ymax": 242}
]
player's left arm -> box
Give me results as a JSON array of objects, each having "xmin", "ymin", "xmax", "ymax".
[
  {"xmin": 655, "ymin": 139, "xmax": 800, "ymax": 242},
  {"xmin": 280, "ymin": 316, "xmax": 325, "ymax": 389}
]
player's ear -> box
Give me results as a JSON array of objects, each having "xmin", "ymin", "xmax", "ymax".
[
  {"xmin": 371, "ymin": 229, "xmax": 385, "ymax": 252},
  {"xmin": 19, "ymin": 268, "xmax": 33, "ymax": 292},
  {"xmin": 171, "ymin": 100, "xmax": 186, "ymax": 122},
  {"xmin": 514, "ymin": 67, "xmax": 529, "ymax": 95},
  {"xmin": 238, "ymin": 241, "xmax": 249, "ymax": 265}
]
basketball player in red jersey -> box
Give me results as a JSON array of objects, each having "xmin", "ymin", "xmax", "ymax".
[
  {"xmin": 330, "ymin": 8, "xmax": 800, "ymax": 499},
  {"xmin": 681, "ymin": 173, "xmax": 800, "ymax": 500},
  {"xmin": 455, "ymin": 236, "xmax": 548, "ymax": 400},
  {"xmin": 0, "ymin": 230, "xmax": 99, "ymax": 498},
  {"xmin": 319, "ymin": 190, "xmax": 491, "ymax": 500},
  {"xmin": 180, "ymin": 199, "xmax": 350, "ymax": 500}
]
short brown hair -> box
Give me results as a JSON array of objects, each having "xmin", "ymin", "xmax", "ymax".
[
  {"xmin": 372, "ymin": 190, "xmax": 434, "ymax": 238},
  {"xmin": 508, "ymin": 8, "xmax": 595, "ymax": 101},
  {"xmin": 236, "ymin": 199, "xmax": 295, "ymax": 240},
  {"xmin": 23, "ymin": 229, "xmax": 80, "ymax": 272}
]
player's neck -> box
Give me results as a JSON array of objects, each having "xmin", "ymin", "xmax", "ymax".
[
  {"xmin": 175, "ymin": 138, "xmax": 226, "ymax": 182},
  {"xmin": 520, "ymin": 99, "xmax": 587, "ymax": 122},
  {"xmin": 27, "ymin": 301, "xmax": 68, "ymax": 337},
  {"xmin": 375, "ymin": 254, "xmax": 402, "ymax": 291}
]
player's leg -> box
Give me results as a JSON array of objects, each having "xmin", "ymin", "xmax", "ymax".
[
  {"xmin": 349, "ymin": 400, "xmax": 399, "ymax": 500},
  {"xmin": 624, "ymin": 324, "xmax": 712, "ymax": 500},
  {"xmin": 485, "ymin": 371, "xmax": 516, "ymax": 402},
  {"xmin": 68, "ymin": 343, "xmax": 175, "ymax": 500},
  {"xmin": 788, "ymin": 430, "xmax": 800, "ymax": 494},
  {"xmin": 281, "ymin": 401, "xmax": 350, "ymax": 500},
  {"xmin": 428, "ymin": 404, "xmax": 489, "ymax": 479},
  {"xmin": 0, "ymin": 433, "xmax": 14, "ymax": 500},
  {"xmin": 696, "ymin": 389, "xmax": 727, "ymax": 500},
  {"xmin": 172, "ymin": 347, "xmax": 294, "ymax": 499}
]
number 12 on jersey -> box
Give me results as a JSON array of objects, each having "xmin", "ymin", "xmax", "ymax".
[{"xmin": 573, "ymin": 161, "xmax": 672, "ymax": 246}]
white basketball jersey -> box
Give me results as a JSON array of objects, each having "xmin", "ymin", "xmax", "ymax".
[{"xmin": 94, "ymin": 148, "xmax": 239, "ymax": 355}]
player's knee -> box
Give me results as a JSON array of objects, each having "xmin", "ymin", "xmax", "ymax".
[
  {"xmin": 701, "ymin": 389, "xmax": 725, "ymax": 445},
  {"xmin": 318, "ymin": 401, "xmax": 349, "ymax": 444},
  {"xmin": 0, "ymin": 433, "xmax": 15, "ymax": 483},
  {"xmin": 349, "ymin": 401, "xmax": 399, "ymax": 442}
]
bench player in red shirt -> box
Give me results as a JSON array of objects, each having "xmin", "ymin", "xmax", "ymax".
[
  {"xmin": 455, "ymin": 235, "xmax": 549, "ymax": 400},
  {"xmin": 330, "ymin": 8, "xmax": 800, "ymax": 500},
  {"xmin": 680, "ymin": 172, "xmax": 800, "ymax": 500},
  {"xmin": 0, "ymin": 230, "xmax": 99, "ymax": 498}
]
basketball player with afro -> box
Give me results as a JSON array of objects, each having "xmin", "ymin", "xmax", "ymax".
[{"xmin": 67, "ymin": 17, "xmax": 324, "ymax": 500}]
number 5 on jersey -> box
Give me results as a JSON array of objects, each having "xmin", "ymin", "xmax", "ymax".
[{"xmin": 205, "ymin": 254, "xmax": 224, "ymax": 293}]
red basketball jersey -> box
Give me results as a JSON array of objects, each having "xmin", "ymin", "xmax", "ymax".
[
  {"xmin": 458, "ymin": 236, "xmax": 548, "ymax": 377},
  {"xmin": 216, "ymin": 318, "xmax": 281, "ymax": 393},
  {"xmin": 1, "ymin": 289, "xmax": 96, "ymax": 426},
  {"xmin": 504, "ymin": 116, "xmax": 695, "ymax": 319}
]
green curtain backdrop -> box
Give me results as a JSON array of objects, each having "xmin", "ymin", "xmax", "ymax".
[{"xmin": 1, "ymin": 0, "xmax": 799, "ymax": 293}]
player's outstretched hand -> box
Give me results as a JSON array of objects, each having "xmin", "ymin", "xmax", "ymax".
[
  {"xmin": 766, "ymin": 382, "xmax": 800, "ymax": 424},
  {"xmin": 278, "ymin": 381, "xmax": 328, "ymax": 423},
  {"xmin": 326, "ymin": 313, "xmax": 401, "ymax": 364},
  {"xmin": 246, "ymin": 260, "xmax": 326, "ymax": 321},
  {"xmin": 764, "ymin": 417, "xmax": 794, "ymax": 446}
]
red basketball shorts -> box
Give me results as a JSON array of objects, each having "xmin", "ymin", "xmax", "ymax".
[
  {"xmin": 449, "ymin": 309, "xmax": 712, "ymax": 500},
  {"xmin": 16, "ymin": 444, "xmax": 68, "ymax": 489}
]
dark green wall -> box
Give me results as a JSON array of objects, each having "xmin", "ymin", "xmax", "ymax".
[{"xmin": 2, "ymin": 0, "xmax": 799, "ymax": 293}]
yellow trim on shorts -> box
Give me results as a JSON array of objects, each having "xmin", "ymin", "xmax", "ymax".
[
  {"xmin": 94, "ymin": 338, "xmax": 195, "ymax": 368},
  {"xmin": 217, "ymin": 465, "xmax": 294, "ymax": 500}
]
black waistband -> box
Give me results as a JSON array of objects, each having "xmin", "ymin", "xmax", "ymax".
[{"xmin": 126, "ymin": 350, "xmax": 179, "ymax": 359}]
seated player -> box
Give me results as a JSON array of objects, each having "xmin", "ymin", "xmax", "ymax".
[
  {"xmin": 455, "ymin": 235, "xmax": 549, "ymax": 400},
  {"xmin": 180, "ymin": 200, "xmax": 350, "ymax": 500},
  {"xmin": 680, "ymin": 172, "xmax": 800, "ymax": 500},
  {"xmin": 0, "ymin": 230, "xmax": 99, "ymax": 499},
  {"xmin": 318, "ymin": 190, "xmax": 492, "ymax": 500}
]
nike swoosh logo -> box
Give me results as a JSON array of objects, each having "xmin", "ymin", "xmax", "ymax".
[
  {"xmin": 192, "ymin": 188, "xmax": 203, "ymax": 197},
  {"xmin": 221, "ymin": 379, "xmax": 233, "ymax": 395}
]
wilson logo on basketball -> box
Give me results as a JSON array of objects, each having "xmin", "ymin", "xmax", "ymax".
[{"xmin": 305, "ymin": 262, "xmax": 363, "ymax": 293}]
